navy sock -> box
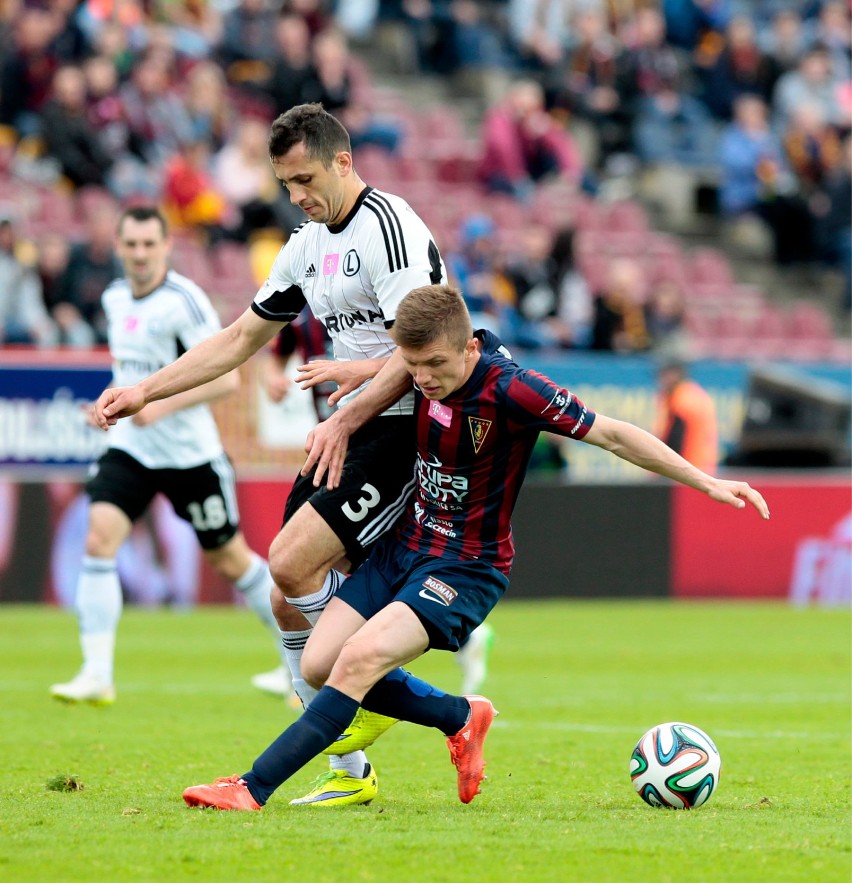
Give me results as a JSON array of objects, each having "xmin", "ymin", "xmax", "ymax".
[
  {"xmin": 242, "ymin": 686, "xmax": 359, "ymax": 805},
  {"xmin": 361, "ymin": 668, "xmax": 470, "ymax": 736}
]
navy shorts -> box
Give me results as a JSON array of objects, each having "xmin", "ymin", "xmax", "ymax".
[
  {"xmin": 335, "ymin": 535, "xmax": 508, "ymax": 652},
  {"xmin": 283, "ymin": 415, "xmax": 416, "ymax": 568},
  {"xmin": 86, "ymin": 448, "xmax": 239, "ymax": 550}
]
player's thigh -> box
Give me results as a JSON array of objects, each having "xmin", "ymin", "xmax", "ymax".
[
  {"xmin": 301, "ymin": 596, "xmax": 368, "ymax": 687},
  {"xmin": 160, "ymin": 454, "xmax": 240, "ymax": 550},
  {"xmin": 283, "ymin": 416, "xmax": 416, "ymax": 570}
]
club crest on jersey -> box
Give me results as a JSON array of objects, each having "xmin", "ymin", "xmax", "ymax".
[
  {"xmin": 323, "ymin": 253, "xmax": 339, "ymax": 275},
  {"xmin": 419, "ymin": 575, "xmax": 458, "ymax": 607},
  {"xmin": 343, "ymin": 249, "xmax": 360, "ymax": 276},
  {"xmin": 428, "ymin": 400, "xmax": 452, "ymax": 427},
  {"xmin": 468, "ymin": 417, "xmax": 492, "ymax": 453}
]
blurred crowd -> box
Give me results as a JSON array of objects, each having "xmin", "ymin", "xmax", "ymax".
[{"xmin": 0, "ymin": 0, "xmax": 849, "ymax": 351}]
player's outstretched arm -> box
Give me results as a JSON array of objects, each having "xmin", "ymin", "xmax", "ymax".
[
  {"xmin": 583, "ymin": 414, "xmax": 770, "ymax": 519},
  {"xmin": 92, "ymin": 307, "xmax": 283, "ymax": 430},
  {"xmin": 302, "ymin": 349, "xmax": 413, "ymax": 489}
]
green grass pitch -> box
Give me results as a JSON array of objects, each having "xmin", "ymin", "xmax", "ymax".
[{"xmin": 1, "ymin": 600, "xmax": 849, "ymax": 882}]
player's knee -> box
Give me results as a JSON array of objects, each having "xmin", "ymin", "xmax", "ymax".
[
  {"xmin": 301, "ymin": 647, "xmax": 332, "ymax": 690},
  {"xmin": 332, "ymin": 640, "xmax": 380, "ymax": 691},
  {"xmin": 84, "ymin": 527, "xmax": 117, "ymax": 558},
  {"xmin": 268, "ymin": 542, "xmax": 312, "ymax": 596}
]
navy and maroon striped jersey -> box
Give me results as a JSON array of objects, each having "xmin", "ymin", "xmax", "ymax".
[
  {"xmin": 272, "ymin": 308, "xmax": 335, "ymax": 421},
  {"xmin": 395, "ymin": 330, "xmax": 596, "ymax": 574}
]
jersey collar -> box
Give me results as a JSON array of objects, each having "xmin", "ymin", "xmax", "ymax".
[{"xmin": 327, "ymin": 186, "xmax": 373, "ymax": 234}]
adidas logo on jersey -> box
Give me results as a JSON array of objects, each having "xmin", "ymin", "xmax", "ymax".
[{"xmin": 305, "ymin": 263, "xmax": 316, "ymax": 278}]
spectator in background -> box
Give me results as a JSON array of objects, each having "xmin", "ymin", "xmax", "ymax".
[
  {"xmin": 120, "ymin": 52, "xmax": 195, "ymax": 171},
  {"xmin": 90, "ymin": 19, "xmax": 136, "ymax": 80},
  {"xmin": 49, "ymin": 0, "xmax": 93, "ymax": 63},
  {"xmin": 645, "ymin": 278, "xmax": 689, "ymax": 354},
  {"xmin": 156, "ymin": 0, "xmax": 223, "ymax": 61},
  {"xmin": 163, "ymin": 138, "xmax": 230, "ymax": 243},
  {"xmin": 783, "ymin": 102, "xmax": 842, "ymax": 194},
  {"xmin": 62, "ymin": 205, "xmax": 123, "ymax": 343},
  {"xmin": 694, "ymin": 15, "xmax": 774, "ymax": 120},
  {"xmin": 761, "ymin": 9, "xmax": 807, "ymax": 97},
  {"xmin": 719, "ymin": 94, "xmax": 810, "ymax": 265},
  {"xmin": 627, "ymin": 5, "xmax": 682, "ymax": 101},
  {"xmin": 213, "ymin": 116, "xmax": 305, "ymax": 240},
  {"xmin": 654, "ymin": 357, "xmax": 719, "ymax": 475},
  {"xmin": 808, "ymin": 1, "xmax": 851, "ymax": 80},
  {"xmin": 446, "ymin": 214, "xmax": 514, "ymax": 334},
  {"xmin": 183, "ymin": 60, "xmax": 234, "ymax": 152},
  {"xmin": 550, "ymin": 226, "xmax": 594, "ymax": 349},
  {"xmin": 507, "ymin": 0, "xmax": 571, "ymax": 71},
  {"xmin": 302, "ymin": 28, "xmax": 402, "ymax": 154},
  {"xmin": 550, "ymin": 6, "xmax": 636, "ymax": 162},
  {"xmin": 35, "ymin": 232, "xmax": 96, "ymax": 348},
  {"xmin": 40, "ymin": 65, "xmax": 114, "ymax": 189},
  {"xmin": 263, "ymin": 12, "xmax": 314, "ymax": 117},
  {"xmin": 773, "ymin": 44, "xmax": 846, "ymax": 131},
  {"xmin": 809, "ymin": 134, "xmax": 851, "ymax": 311},
  {"xmin": 0, "ymin": 214, "xmax": 57, "ymax": 346},
  {"xmin": 84, "ymin": 53, "xmax": 161, "ymax": 200},
  {"xmin": 633, "ymin": 72, "xmax": 719, "ymax": 168},
  {"xmin": 218, "ymin": 0, "xmax": 278, "ymax": 73},
  {"xmin": 590, "ymin": 256, "xmax": 649, "ymax": 352},
  {"xmin": 478, "ymin": 79, "xmax": 584, "ymax": 199},
  {"xmin": 0, "ymin": 6, "xmax": 61, "ymax": 135},
  {"xmin": 502, "ymin": 223, "xmax": 572, "ymax": 349},
  {"xmin": 662, "ymin": 0, "xmax": 730, "ymax": 51}
]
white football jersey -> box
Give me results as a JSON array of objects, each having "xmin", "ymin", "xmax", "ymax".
[
  {"xmin": 103, "ymin": 269, "xmax": 225, "ymax": 469},
  {"xmin": 252, "ymin": 186, "xmax": 446, "ymax": 416}
]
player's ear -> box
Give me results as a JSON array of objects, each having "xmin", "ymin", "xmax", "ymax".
[{"xmin": 335, "ymin": 151, "xmax": 353, "ymax": 176}]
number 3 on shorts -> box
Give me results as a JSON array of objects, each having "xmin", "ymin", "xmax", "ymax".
[{"xmin": 342, "ymin": 483, "xmax": 381, "ymax": 522}]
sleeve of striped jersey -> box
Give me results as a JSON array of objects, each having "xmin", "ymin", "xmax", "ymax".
[
  {"xmin": 361, "ymin": 194, "xmax": 445, "ymax": 325},
  {"xmin": 505, "ymin": 369, "xmax": 596, "ymax": 440},
  {"xmin": 251, "ymin": 239, "xmax": 307, "ymax": 322}
]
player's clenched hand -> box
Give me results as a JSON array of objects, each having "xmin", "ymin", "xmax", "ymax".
[
  {"xmin": 91, "ymin": 385, "xmax": 147, "ymax": 430},
  {"xmin": 706, "ymin": 479, "xmax": 770, "ymax": 519},
  {"xmin": 301, "ymin": 415, "xmax": 350, "ymax": 489}
]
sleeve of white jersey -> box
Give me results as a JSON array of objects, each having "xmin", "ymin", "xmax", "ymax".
[
  {"xmin": 360, "ymin": 193, "xmax": 445, "ymax": 326},
  {"xmin": 251, "ymin": 235, "xmax": 308, "ymax": 322},
  {"xmin": 173, "ymin": 279, "xmax": 223, "ymax": 350}
]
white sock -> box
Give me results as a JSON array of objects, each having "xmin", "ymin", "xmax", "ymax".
[
  {"xmin": 236, "ymin": 553, "xmax": 288, "ymax": 668},
  {"xmin": 76, "ymin": 555, "xmax": 122, "ymax": 683},
  {"xmin": 329, "ymin": 752, "xmax": 370, "ymax": 779},
  {"xmin": 281, "ymin": 627, "xmax": 314, "ymax": 707},
  {"xmin": 284, "ymin": 569, "xmax": 344, "ymax": 627}
]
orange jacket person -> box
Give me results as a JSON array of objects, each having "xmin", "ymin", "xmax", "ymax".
[{"xmin": 655, "ymin": 358, "xmax": 719, "ymax": 475}]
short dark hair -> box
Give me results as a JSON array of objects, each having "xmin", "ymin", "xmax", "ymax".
[
  {"xmin": 391, "ymin": 284, "xmax": 472, "ymax": 352},
  {"xmin": 268, "ymin": 103, "xmax": 351, "ymax": 167},
  {"xmin": 117, "ymin": 205, "xmax": 168, "ymax": 237}
]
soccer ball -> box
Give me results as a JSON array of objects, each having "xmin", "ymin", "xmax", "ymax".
[{"xmin": 629, "ymin": 721, "xmax": 721, "ymax": 809}]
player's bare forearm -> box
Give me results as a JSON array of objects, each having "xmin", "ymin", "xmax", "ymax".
[
  {"xmin": 301, "ymin": 350, "xmax": 413, "ymax": 489},
  {"xmin": 584, "ymin": 415, "xmax": 770, "ymax": 518},
  {"xmin": 94, "ymin": 308, "xmax": 282, "ymax": 429},
  {"xmin": 133, "ymin": 371, "xmax": 239, "ymax": 424}
]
